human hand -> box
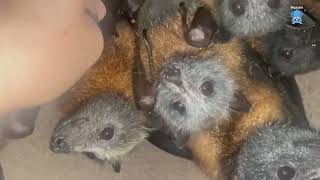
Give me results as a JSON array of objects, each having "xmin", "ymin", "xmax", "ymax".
[{"xmin": 0, "ymin": 0, "xmax": 107, "ymax": 113}]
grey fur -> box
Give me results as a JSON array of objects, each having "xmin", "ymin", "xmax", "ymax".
[
  {"xmin": 219, "ymin": 0, "xmax": 296, "ymax": 37},
  {"xmin": 235, "ymin": 124, "xmax": 320, "ymax": 180},
  {"xmin": 264, "ymin": 25, "xmax": 320, "ymax": 76},
  {"xmin": 137, "ymin": 0, "xmax": 200, "ymax": 33},
  {"xmin": 155, "ymin": 57, "xmax": 235, "ymax": 140},
  {"xmin": 50, "ymin": 94, "xmax": 148, "ymax": 167}
]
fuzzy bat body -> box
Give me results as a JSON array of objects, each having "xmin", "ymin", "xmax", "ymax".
[
  {"xmin": 263, "ymin": 24, "xmax": 320, "ymax": 76},
  {"xmin": 137, "ymin": 0, "xmax": 230, "ymax": 79},
  {"xmin": 55, "ymin": 21, "xmax": 149, "ymax": 172},
  {"xmin": 57, "ymin": 0, "xmax": 309, "ymax": 178},
  {"xmin": 59, "ymin": 21, "xmax": 136, "ymax": 117},
  {"xmin": 135, "ymin": 0, "xmax": 235, "ymax": 157},
  {"xmin": 218, "ymin": 0, "xmax": 296, "ymax": 37},
  {"xmin": 183, "ymin": 52, "xmax": 285, "ymax": 179},
  {"xmin": 234, "ymin": 123, "xmax": 320, "ymax": 180},
  {"xmin": 135, "ymin": 0, "xmax": 306, "ymax": 178},
  {"xmin": 51, "ymin": 94, "xmax": 147, "ymax": 173},
  {"xmin": 57, "ymin": 0, "xmax": 197, "ymax": 161}
]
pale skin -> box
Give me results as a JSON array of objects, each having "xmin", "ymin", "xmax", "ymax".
[{"xmin": 0, "ymin": 0, "xmax": 107, "ymax": 114}]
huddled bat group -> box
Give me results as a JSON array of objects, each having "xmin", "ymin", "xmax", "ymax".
[{"xmin": 16, "ymin": 0, "xmax": 318, "ymax": 179}]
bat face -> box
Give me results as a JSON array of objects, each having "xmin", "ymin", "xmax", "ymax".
[
  {"xmin": 235, "ymin": 125, "xmax": 320, "ymax": 180},
  {"xmin": 266, "ymin": 26, "xmax": 320, "ymax": 76},
  {"xmin": 155, "ymin": 58, "xmax": 235, "ymax": 136},
  {"xmin": 219, "ymin": 0, "xmax": 296, "ymax": 37},
  {"xmin": 50, "ymin": 94, "xmax": 147, "ymax": 172}
]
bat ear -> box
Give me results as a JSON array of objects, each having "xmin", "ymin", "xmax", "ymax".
[
  {"xmin": 230, "ymin": 91, "xmax": 251, "ymax": 113},
  {"xmin": 112, "ymin": 161, "xmax": 121, "ymax": 173},
  {"xmin": 185, "ymin": 6, "xmax": 218, "ymax": 47}
]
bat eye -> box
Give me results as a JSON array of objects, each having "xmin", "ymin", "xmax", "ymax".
[
  {"xmin": 171, "ymin": 101, "xmax": 186, "ymax": 115},
  {"xmin": 99, "ymin": 127, "xmax": 115, "ymax": 141},
  {"xmin": 230, "ymin": 0, "xmax": 247, "ymax": 16},
  {"xmin": 200, "ymin": 81, "xmax": 214, "ymax": 96},
  {"xmin": 279, "ymin": 48, "xmax": 294, "ymax": 60},
  {"xmin": 277, "ymin": 166, "xmax": 295, "ymax": 180},
  {"xmin": 267, "ymin": 0, "xmax": 280, "ymax": 9}
]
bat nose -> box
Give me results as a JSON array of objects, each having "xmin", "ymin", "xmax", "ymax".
[
  {"xmin": 50, "ymin": 136, "xmax": 70, "ymax": 153},
  {"xmin": 161, "ymin": 65, "xmax": 182, "ymax": 85}
]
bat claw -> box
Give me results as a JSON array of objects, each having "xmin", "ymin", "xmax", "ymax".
[{"xmin": 112, "ymin": 161, "xmax": 121, "ymax": 173}]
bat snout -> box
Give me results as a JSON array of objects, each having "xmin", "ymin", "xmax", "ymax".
[
  {"xmin": 160, "ymin": 65, "xmax": 182, "ymax": 86},
  {"xmin": 50, "ymin": 136, "xmax": 70, "ymax": 154}
]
